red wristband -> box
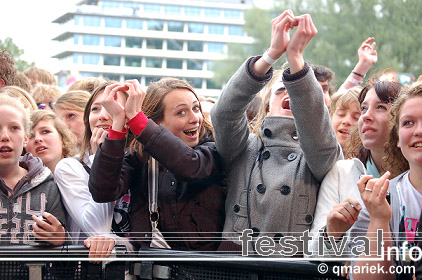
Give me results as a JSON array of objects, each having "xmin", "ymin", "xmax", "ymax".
[
  {"xmin": 127, "ymin": 111, "xmax": 149, "ymax": 136},
  {"xmin": 108, "ymin": 127, "xmax": 128, "ymax": 139}
]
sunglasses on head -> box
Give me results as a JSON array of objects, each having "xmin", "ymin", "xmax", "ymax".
[{"xmin": 37, "ymin": 102, "xmax": 55, "ymax": 110}]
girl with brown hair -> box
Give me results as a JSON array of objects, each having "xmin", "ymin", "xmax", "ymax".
[{"xmin": 88, "ymin": 78, "xmax": 225, "ymax": 251}]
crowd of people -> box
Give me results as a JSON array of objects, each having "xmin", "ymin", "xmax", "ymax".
[{"xmin": 1, "ymin": 10, "xmax": 422, "ymax": 279}]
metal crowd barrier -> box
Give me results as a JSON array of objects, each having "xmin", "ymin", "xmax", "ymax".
[{"xmin": 0, "ymin": 246, "xmax": 346, "ymax": 280}]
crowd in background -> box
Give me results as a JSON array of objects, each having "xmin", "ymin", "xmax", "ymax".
[{"xmin": 1, "ymin": 10, "xmax": 422, "ymax": 280}]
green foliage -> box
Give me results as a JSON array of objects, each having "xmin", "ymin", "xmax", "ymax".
[
  {"xmin": 0, "ymin": 37, "xmax": 34, "ymax": 72},
  {"xmin": 214, "ymin": 0, "xmax": 422, "ymax": 89}
]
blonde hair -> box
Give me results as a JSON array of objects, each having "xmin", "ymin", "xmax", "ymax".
[
  {"xmin": 67, "ymin": 77, "xmax": 106, "ymax": 94},
  {"xmin": 0, "ymin": 85, "xmax": 38, "ymax": 111},
  {"xmin": 23, "ymin": 66, "xmax": 56, "ymax": 86},
  {"xmin": 329, "ymin": 87, "xmax": 360, "ymax": 116},
  {"xmin": 0, "ymin": 95, "xmax": 30, "ymax": 133},
  {"xmin": 54, "ymin": 90, "xmax": 91, "ymax": 112},
  {"xmin": 29, "ymin": 110, "xmax": 77, "ymax": 158},
  {"xmin": 252, "ymin": 70, "xmax": 284, "ymax": 140},
  {"xmin": 31, "ymin": 84, "xmax": 62, "ymax": 103}
]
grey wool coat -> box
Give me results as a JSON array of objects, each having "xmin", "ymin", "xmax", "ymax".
[{"xmin": 211, "ymin": 57, "xmax": 343, "ymax": 256}]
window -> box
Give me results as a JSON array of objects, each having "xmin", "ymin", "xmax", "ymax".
[
  {"xmin": 124, "ymin": 75, "xmax": 140, "ymax": 82},
  {"xmin": 165, "ymin": 5, "xmax": 181, "ymax": 15},
  {"xmin": 83, "ymin": 16, "xmax": 101, "ymax": 26},
  {"xmin": 81, "ymin": 54, "xmax": 100, "ymax": 65},
  {"xmin": 146, "ymin": 58, "xmax": 162, "ymax": 68},
  {"xmin": 185, "ymin": 6, "xmax": 201, "ymax": 16},
  {"xmin": 167, "ymin": 40, "xmax": 183, "ymax": 51},
  {"xmin": 73, "ymin": 34, "xmax": 80, "ymax": 44},
  {"xmin": 126, "ymin": 37, "xmax": 142, "ymax": 48},
  {"xmin": 73, "ymin": 53, "xmax": 79, "ymax": 64},
  {"xmin": 125, "ymin": 57, "xmax": 142, "ymax": 67},
  {"xmin": 104, "ymin": 36, "xmax": 122, "ymax": 47},
  {"xmin": 147, "ymin": 20, "xmax": 164, "ymax": 31},
  {"xmin": 143, "ymin": 3, "xmax": 161, "ymax": 14},
  {"xmin": 103, "ymin": 74, "xmax": 121, "ymax": 81},
  {"xmin": 208, "ymin": 42, "xmax": 224, "ymax": 53},
  {"xmin": 102, "ymin": 1, "xmax": 120, "ymax": 9},
  {"xmin": 187, "ymin": 60, "xmax": 203, "ymax": 70},
  {"xmin": 204, "ymin": 8, "xmax": 220, "ymax": 18},
  {"xmin": 82, "ymin": 35, "xmax": 100, "ymax": 46},
  {"xmin": 188, "ymin": 23, "xmax": 204, "ymax": 33},
  {"xmin": 167, "ymin": 59, "xmax": 183, "ymax": 69},
  {"xmin": 224, "ymin": 9, "xmax": 241, "ymax": 19},
  {"xmin": 145, "ymin": 76, "xmax": 159, "ymax": 85},
  {"xmin": 104, "ymin": 55, "xmax": 120, "ymax": 66},
  {"xmin": 207, "ymin": 79, "xmax": 221, "ymax": 89},
  {"xmin": 208, "ymin": 24, "xmax": 224, "ymax": 35},
  {"xmin": 188, "ymin": 42, "xmax": 203, "ymax": 52},
  {"xmin": 188, "ymin": 78, "xmax": 202, "ymax": 88},
  {"xmin": 127, "ymin": 19, "xmax": 143, "ymax": 29},
  {"xmin": 168, "ymin": 21, "xmax": 184, "ymax": 32},
  {"xmin": 228, "ymin": 26, "xmax": 244, "ymax": 36},
  {"xmin": 105, "ymin": 17, "xmax": 122, "ymax": 28},
  {"xmin": 122, "ymin": 2, "xmax": 139, "ymax": 9},
  {"xmin": 74, "ymin": 15, "xmax": 81, "ymax": 25},
  {"xmin": 146, "ymin": 39, "xmax": 163, "ymax": 49},
  {"xmin": 80, "ymin": 72, "xmax": 98, "ymax": 77}
]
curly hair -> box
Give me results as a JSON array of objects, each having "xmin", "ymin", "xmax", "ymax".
[
  {"xmin": 29, "ymin": 110, "xmax": 78, "ymax": 159},
  {"xmin": 344, "ymin": 80, "xmax": 404, "ymax": 167},
  {"xmin": 0, "ymin": 50, "xmax": 17, "ymax": 86},
  {"xmin": 383, "ymin": 82, "xmax": 422, "ymax": 177}
]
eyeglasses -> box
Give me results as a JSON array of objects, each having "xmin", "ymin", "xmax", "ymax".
[{"xmin": 37, "ymin": 102, "xmax": 55, "ymax": 110}]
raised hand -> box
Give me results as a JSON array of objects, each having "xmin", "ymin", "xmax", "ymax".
[
  {"xmin": 32, "ymin": 212, "xmax": 66, "ymax": 246},
  {"xmin": 357, "ymin": 171, "xmax": 391, "ymax": 224},
  {"xmin": 84, "ymin": 236, "xmax": 115, "ymax": 264},
  {"xmin": 326, "ymin": 198, "xmax": 362, "ymax": 239},
  {"xmin": 358, "ymin": 37, "xmax": 378, "ymax": 67},
  {"xmin": 101, "ymin": 83, "xmax": 128, "ymax": 132},
  {"xmin": 123, "ymin": 79, "xmax": 146, "ymax": 121},
  {"xmin": 267, "ymin": 10, "xmax": 297, "ymax": 60},
  {"xmin": 286, "ymin": 14, "xmax": 318, "ymax": 73}
]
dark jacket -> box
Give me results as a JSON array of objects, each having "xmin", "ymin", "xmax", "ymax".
[{"xmin": 89, "ymin": 120, "xmax": 226, "ymax": 251}]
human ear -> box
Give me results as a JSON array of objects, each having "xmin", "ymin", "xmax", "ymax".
[{"xmin": 23, "ymin": 134, "xmax": 29, "ymax": 148}]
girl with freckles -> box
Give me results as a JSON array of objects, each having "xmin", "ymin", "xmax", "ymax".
[
  {"xmin": 88, "ymin": 78, "xmax": 225, "ymax": 251},
  {"xmin": 350, "ymin": 82, "xmax": 422, "ymax": 280}
]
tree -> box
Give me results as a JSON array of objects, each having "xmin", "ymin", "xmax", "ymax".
[
  {"xmin": 0, "ymin": 37, "xmax": 34, "ymax": 72},
  {"xmin": 214, "ymin": 0, "xmax": 422, "ymax": 89}
]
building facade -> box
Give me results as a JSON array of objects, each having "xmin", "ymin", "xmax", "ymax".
[{"xmin": 52, "ymin": 0, "xmax": 254, "ymax": 97}]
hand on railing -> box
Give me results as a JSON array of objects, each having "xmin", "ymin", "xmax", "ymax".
[{"xmin": 84, "ymin": 236, "xmax": 116, "ymax": 264}]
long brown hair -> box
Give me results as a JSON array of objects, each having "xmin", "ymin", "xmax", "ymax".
[
  {"xmin": 383, "ymin": 82, "xmax": 422, "ymax": 177},
  {"xmin": 79, "ymin": 81, "xmax": 129, "ymax": 162},
  {"xmin": 344, "ymin": 80, "xmax": 404, "ymax": 167},
  {"xmin": 131, "ymin": 78, "xmax": 213, "ymax": 155}
]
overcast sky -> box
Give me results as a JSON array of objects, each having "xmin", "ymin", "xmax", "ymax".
[{"xmin": 0, "ymin": 0, "xmax": 272, "ymax": 73}]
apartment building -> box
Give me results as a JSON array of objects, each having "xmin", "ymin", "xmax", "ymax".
[{"xmin": 52, "ymin": 0, "xmax": 254, "ymax": 97}]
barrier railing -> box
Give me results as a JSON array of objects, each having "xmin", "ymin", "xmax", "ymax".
[{"xmin": 0, "ymin": 246, "xmax": 345, "ymax": 280}]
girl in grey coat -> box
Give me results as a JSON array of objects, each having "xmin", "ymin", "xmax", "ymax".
[{"xmin": 211, "ymin": 11, "xmax": 342, "ymax": 256}]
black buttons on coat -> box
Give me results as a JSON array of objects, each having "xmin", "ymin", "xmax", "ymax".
[
  {"xmin": 305, "ymin": 215, "xmax": 313, "ymax": 223},
  {"xmin": 233, "ymin": 204, "xmax": 240, "ymax": 213},
  {"xmin": 256, "ymin": 184, "xmax": 266, "ymax": 194},
  {"xmin": 287, "ymin": 153, "xmax": 297, "ymax": 161},
  {"xmin": 262, "ymin": 150, "xmax": 270, "ymax": 160},
  {"xmin": 273, "ymin": 233, "xmax": 284, "ymax": 243},
  {"xmin": 280, "ymin": 185, "xmax": 291, "ymax": 195},
  {"xmin": 291, "ymin": 130, "xmax": 298, "ymax": 140},
  {"xmin": 251, "ymin": 227, "xmax": 260, "ymax": 237},
  {"xmin": 264, "ymin": 128, "xmax": 272, "ymax": 137}
]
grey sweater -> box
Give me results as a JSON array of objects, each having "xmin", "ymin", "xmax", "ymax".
[
  {"xmin": 0, "ymin": 153, "xmax": 67, "ymax": 245},
  {"xmin": 211, "ymin": 57, "xmax": 342, "ymax": 255}
]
